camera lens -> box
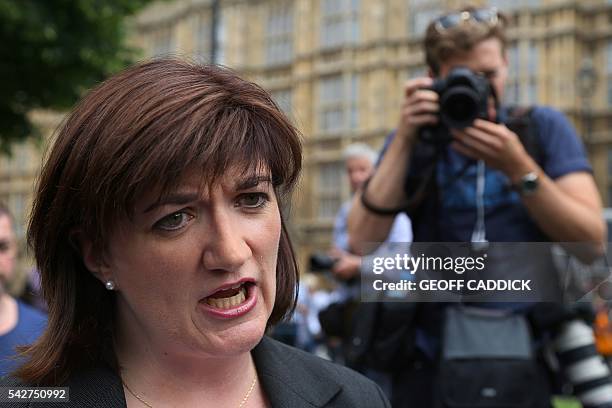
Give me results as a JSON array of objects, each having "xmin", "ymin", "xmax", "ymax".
[{"xmin": 439, "ymin": 86, "xmax": 480, "ymax": 129}]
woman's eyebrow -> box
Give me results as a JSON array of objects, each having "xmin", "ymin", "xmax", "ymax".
[
  {"xmin": 143, "ymin": 192, "xmax": 199, "ymax": 213},
  {"xmin": 142, "ymin": 176, "xmax": 272, "ymax": 213},
  {"xmin": 234, "ymin": 175, "xmax": 272, "ymax": 190}
]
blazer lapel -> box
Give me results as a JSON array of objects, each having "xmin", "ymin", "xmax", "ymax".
[
  {"xmin": 64, "ymin": 364, "xmax": 127, "ymax": 408},
  {"xmin": 56, "ymin": 337, "xmax": 341, "ymax": 408},
  {"xmin": 252, "ymin": 336, "xmax": 342, "ymax": 408}
]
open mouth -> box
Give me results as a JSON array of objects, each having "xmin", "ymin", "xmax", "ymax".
[{"xmin": 203, "ymin": 281, "xmax": 254, "ymax": 310}]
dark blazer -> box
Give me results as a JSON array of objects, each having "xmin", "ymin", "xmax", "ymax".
[{"xmin": 1, "ymin": 336, "xmax": 391, "ymax": 407}]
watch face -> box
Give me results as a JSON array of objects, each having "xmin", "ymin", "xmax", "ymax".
[
  {"xmin": 521, "ymin": 172, "xmax": 539, "ymax": 194},
  {"xmin": 524, "ymin": 178, "xmax": 538, "ymax": 192}
]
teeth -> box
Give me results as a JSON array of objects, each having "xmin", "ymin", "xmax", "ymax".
[{"xmin": 206, "ymin": 286, "xmax": 246, "ymax": 309}]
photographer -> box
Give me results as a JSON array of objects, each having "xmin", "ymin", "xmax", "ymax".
[{"xmin": 348, "ymin": 6, "xmax": 609, "ymax": 408}]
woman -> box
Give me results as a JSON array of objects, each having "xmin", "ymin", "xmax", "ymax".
[{"xmin": 2, "ymin": 59, "xmax": 390, "ymax": 407}]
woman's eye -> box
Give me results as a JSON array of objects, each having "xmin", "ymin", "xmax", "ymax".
[
  {"xmin": 238, "ymin": 193, "xmax": 268, "ymax": 209},
  {"xmin": 154, "ymin": 212, "xmax": 193, "ymax": 231}
]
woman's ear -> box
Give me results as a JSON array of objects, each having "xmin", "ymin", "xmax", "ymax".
[{"xmin": 69, "ymin": 228, "xmax": 109, "ymax": 284}]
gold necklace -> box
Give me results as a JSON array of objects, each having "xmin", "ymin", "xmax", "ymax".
[
  {"xmin": 122, "ymin": 380, "xmax": 153, "ymax": 408},
  {"xmin": 122, "ymin": 375, "xmax": 258, "ymax": 408}
]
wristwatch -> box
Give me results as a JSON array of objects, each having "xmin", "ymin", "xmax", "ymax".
[{"xmin": 512, "ymin": 171, "xmax": 540, "ymax": 196}]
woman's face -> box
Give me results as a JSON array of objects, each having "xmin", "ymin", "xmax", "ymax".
[{"xmin": 103, "ymin": 166, "xmax": 281, "ymax": 358}]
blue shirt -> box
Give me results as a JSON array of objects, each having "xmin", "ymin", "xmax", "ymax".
[
  {"xmin": 387, "ymin": 105, "xmax": 592, "ymax": 242},
  {"xmin": 333, "ymin": 198, "xmax": 413, "ymax": 302},
  {"xmin": 0, "ymin": 300, "xmax": 47, "ymax": 378},
  {"xmin": 382, "ymin": 106, "xmax": 592, "ymax": 358}
]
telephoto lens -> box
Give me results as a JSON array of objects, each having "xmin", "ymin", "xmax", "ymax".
[{"xmin": 555, "ymin": 319, "xmax": 612, "ymax": 408}]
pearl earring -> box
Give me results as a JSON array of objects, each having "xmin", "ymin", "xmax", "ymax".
[{"xmin": 105, "ymin": 280, "xmax": 116, "ymax": 291}]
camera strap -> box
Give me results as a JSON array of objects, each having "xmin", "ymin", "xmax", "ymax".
[{"xmin": 470, "ymin": 159, "xmax": 489, "ymax": 251}]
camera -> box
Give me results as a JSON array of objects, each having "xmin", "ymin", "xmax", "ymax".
[{"xmin": 419, "ymin": 67, "xmax": 491, "ymax": 145}]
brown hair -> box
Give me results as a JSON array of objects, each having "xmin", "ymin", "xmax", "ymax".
[
  {"xmin": 16, "ymin": 58, "xmax": 302, "ymax": 385},
  {"xmin": 424, "ymin": 6, "xmax": 508, "ymax": 76}
]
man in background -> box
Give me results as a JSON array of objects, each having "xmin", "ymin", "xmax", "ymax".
[
  {"xmin": 0, "ymin": 204, "xmax": 46, "ymax": 377},
  {"xmin": 330, "ymin": 143, "xmax": 412, "ymax": 280},
  {"xmin": 322, "ymin": 143, "xmax": 412, "ymax": 398}
]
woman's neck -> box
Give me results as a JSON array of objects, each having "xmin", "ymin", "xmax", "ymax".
[{"xmin": 117, "ymin": 338, "xmax": 259, "ymax": 407}]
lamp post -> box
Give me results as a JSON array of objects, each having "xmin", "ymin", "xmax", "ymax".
[{"xmin": 577, "ymin": 57, "xmax": 598, "ymax": 145}]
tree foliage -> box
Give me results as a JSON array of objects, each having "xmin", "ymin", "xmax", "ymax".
[{"xmin": 0, "ymin": 0, "xmax": 152, "ymax": 153}]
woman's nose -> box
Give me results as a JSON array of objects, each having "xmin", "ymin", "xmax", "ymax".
[{"xmin": 201, "ymin": 210, "xmax": 252, "ymax": 273}]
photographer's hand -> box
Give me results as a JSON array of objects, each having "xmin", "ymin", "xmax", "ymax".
[
  {"xmin": 450, "ymin": 118, "xmax": 534, "ymax": 178},
  {"xmin": 451, "ymin": 119, "xmax": 605, "ymax": 261},
  {"xmin": 397, "ymin": 77, "xmax": 439, "ymax": 143}
]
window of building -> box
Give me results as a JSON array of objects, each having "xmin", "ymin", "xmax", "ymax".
[
  {"xmin": 406, "ymin": 66, "xmax": 427, "ymax": 80},
  {"xmin": 409, "ymin": 8, "xmax": 441, "ymax": 37},
  {"xmin": 606, "ymin": 41, "xmax": 612, "ymax": 105},
  {"xmin": 318, "ymin": 74, "xmax": 360, "ymax": 133},
  {"xmin": 320, "ymin": 0, "xmax": 360, "ymax": 49},
  {"xmin": 505, "ymin": 43, "xmax": 520, "ymax": 105},
  {"xmin": 349, "ymin": 75, "xmax": 359, "ymax": 129},
  {"xmin": 17, "ymin": 144, "xmax": 28, "ymax": 172},
  {"xmin": 319, "ymin": 75, "xmax": 344, "ymax": 132},
  {"xmin": 271, "ymin": 89, "xmax": 292, "ymax": 117},
  {"xmin": 528, "ymin": 78, "xmax": 538, "ymax": 105},
  {"xmin": 504, "ymin": 41, "xmax": 538, "ymax": 105},
  {"xmin": 527, "ymin": 42, "xmax": 538, "ymax": 104},
  {"xmin": 266, "ymin": 3, "xmax": 294, "ymax": 65},
  {"xmin": 10, "ymin": 193, "xmax": 26, "ymax": 239},
  {"xmin": 317, "ymin": 161, "xmax": 343, "ymax": 219},
  {"xmin": 213, "ymin": 10, "xmax": 226, "ymax": 65},
  {"xmin": 150, "ymin": 26, "xmax": 174, "ymax": 57},
  {"xmin": 195, "ymin": 14, "xmax": 211, "ymax": 60},
  {"xmin": 407, "ymin": 0, "xmax": 443, "ymax": 38}
]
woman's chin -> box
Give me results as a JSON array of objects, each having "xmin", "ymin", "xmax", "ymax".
[{"xmin": 194, "ymin": 313, "xmax": 269, "ymax": 357}]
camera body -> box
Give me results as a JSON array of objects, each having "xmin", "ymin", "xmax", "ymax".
[
  {"xmin": 419, "ymin": 67, "xmax": 491, "ymax": 145},
  {"xmin": 309, "ymin": 252, "xmax": 337, "ymax": 273}
]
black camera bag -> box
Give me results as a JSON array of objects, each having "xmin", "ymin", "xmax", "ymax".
[{"xmin": 435, "ymin": 306, "xmax": 551, "ymax": 408}]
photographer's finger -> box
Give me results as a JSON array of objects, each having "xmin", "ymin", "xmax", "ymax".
[
  {"xmin": 472, "ymin": 118, "xmax": 505, "ymax": 134},
  {"xmin": 409, "ymin": 114, "xmax": 438, "ymax": 127},
  {"xmin": 451, "ymin": 130, "xmax": 497, "ymax": 157},
  {"xmin": 460, "ymin": 126, "xmax": 504, "ymax": 151},
  {"xmin": 405, "ymin": 101, "xmax": 439, "ymax": 116},
  {"xmin": 406, "ymin": 89, "xmax": 439, "ymax": 106},
  {"xmin": 403, "ymin": 77, "xmax": 434, "ymax": 97}
]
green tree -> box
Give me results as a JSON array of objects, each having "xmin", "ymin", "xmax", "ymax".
[{"xmin": 0, "ymin": 0, "xmax": 152, "ymax": 153}]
